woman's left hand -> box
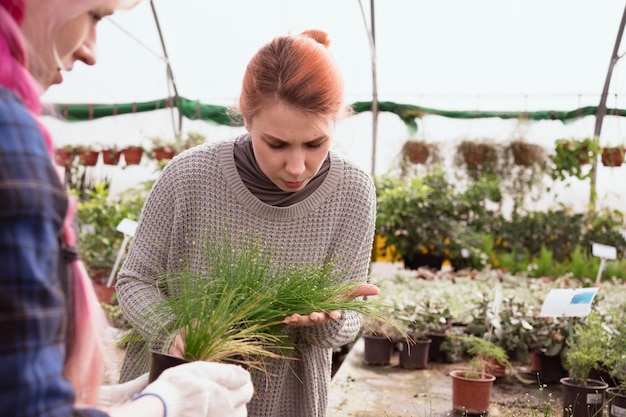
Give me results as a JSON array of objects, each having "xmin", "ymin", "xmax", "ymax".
[{"xmin": 282, "ymin": 283, "xmax": 380, "ymax": 327}]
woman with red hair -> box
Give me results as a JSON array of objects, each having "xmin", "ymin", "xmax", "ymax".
[
  {"xmin": 0, "ymin": 1, "xmax": 253, "ymax": 416},
  {"xmin": 117, "ymin": 29, "xmax": 379, "ymax": 417}
]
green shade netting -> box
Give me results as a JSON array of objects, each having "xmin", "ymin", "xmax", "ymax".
[{"xmin": 50, "ymin": 96, "xmax": 626, "ymax": 133}]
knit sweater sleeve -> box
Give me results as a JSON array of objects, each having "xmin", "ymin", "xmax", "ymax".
[
  {"xmin": 293, "ymin": 164, "xmax": 377, "ymax": 349},
  {"xmin": 115, "ymin": 159, "xmax": 181, "ymax": 352}
]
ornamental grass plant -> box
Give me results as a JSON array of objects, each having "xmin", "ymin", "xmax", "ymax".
[{"xmin": 124, "ymin": 236, "xmax": 401, "ymax": 372}]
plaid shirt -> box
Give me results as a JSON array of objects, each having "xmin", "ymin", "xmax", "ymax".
[{"xmin": 0, "ymin": 87, "xmax": 107, "ymax": 417}]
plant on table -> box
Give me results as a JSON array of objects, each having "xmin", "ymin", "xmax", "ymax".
[
  {"xmin": 374, "ymin": 168, "xmax": 495, "ymax": 270},
  {"xmin": 74, "ymin": 181, "xmax": 145, "ymax": 286}
]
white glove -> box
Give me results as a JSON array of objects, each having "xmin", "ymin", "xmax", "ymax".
[
  {"xmin": 137, "ymin": 361, "xmax": 253, "ymax": 417},
  {"xmin": 97, "ymin": 374, "xmax": 150, "ymax": 408}
]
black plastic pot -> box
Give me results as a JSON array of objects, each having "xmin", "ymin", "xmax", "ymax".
[
  {"xmin": 362, "ymin": 333, "xmax": 394, "ymax": 366},
  {"xmin": 148, "ymin": 351, "xmax": 190, "ymax": 382},
  {"xmin": 560, "ymin": 377, "xmax": 608, "ymax": 417},
  {"xmin": 607, "ymin": 387, "xmax": 626, "ymax": 417},
  {"xmin": 398, "ymin": 338, "xmax": 431, "ymax": 370}
]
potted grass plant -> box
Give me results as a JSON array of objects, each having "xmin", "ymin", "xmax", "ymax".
[{"xmin": 121, "ymin": 236, "xmax": 402, "ymax": 379}]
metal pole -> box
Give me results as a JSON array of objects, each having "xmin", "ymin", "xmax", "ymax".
[
  {"xmin": 370, "ymin": 0, "xmax": 378, "ymax": 177},
  {"xmin": 590, "ymin": 3, "xmax": 626, "ymax": 211},
  {"xmin": 150, "ymin": 0, "xmax": 183, "ymax": 142}
]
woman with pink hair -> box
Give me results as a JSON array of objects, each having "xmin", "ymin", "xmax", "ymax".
[{"xmin": 0, "ymin": 1, "xmax": 253, "ymax": 416}]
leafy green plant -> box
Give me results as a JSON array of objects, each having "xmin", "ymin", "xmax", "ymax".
[
  {"xmin": 375, "ymin": 168, "xmax": 497, "ymax": 267},
  {"xmin": 457, "ymin": 335, "xmax": 511, "ymax": 379},
  {"xmin": 75, "ymin": 181, "xmax": 145, "ymax": 282},
  {"xmin": 565, "ymin": 312, "xmax": 610, "ymax": 384},
  {"xmin": 551, "ymin": 137, "xmax": 600, "ymax": 181}
]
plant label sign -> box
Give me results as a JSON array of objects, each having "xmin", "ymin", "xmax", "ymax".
[
  {"xmin": 591, "ymin": 242, "xmax": 617, "ymax": 260},
  {"xmin": 117, "ymin": 218, "xmax": 138, "ymax": 238},
  {"xmin": 539, "ymin": 287, "xmax": 599, "ymax": 318}
]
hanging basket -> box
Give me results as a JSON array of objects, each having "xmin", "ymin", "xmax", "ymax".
[
  {"xmin": 403, "ymin": 141, "xmax": 430, "ymax": 164},
  {"xmin": 601, "ymin": 147, "xmax": 625, "ymax": 167},
  {"xmin": 122, "ymin": 146, "xmax": 143, "ymax": 165},
  {"xmin": 77, "ymin": 148, "xmax": 99, "ymax": 166},
  {"xmin": 54, "ymin": 148, "xmax": 74, "ymax": 168},
  {"xmin": 101, "ymin": 148, "xmax": 122, "ymax": 165},
  {"xmin": 511, "ymin": 142, "xmax": 543, "ymax": 166},
  {"xmin": 461, "ymin": 143, "xmax": 490, "ymax": 168},
  {"xmin": 153, "ymin": 146, "xmax": 176, "ymax": 161}
]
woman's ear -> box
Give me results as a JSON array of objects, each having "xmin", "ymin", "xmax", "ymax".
[{"xmin": 243, "ymin": 116, "xmax": 251, "ymax": 132}]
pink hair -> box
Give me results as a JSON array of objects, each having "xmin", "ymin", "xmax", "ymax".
[{"xmin": 0, "ymin": 0, "xmax": 105, "ymax": 406}]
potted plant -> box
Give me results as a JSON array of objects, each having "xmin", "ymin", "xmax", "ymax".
[
  {"xmin": 414, "ymin": 299, "xmax": 453, "ymax": 363},
  {"xmin": 361, "ymin": 313, "xmax": 402, "ymax": 366},
  {"xmin": 54, "ymin": 144, "xmax": 75, "ymax": 168},
  {"xmin": 397, "ymin": 139, "xmax": 441, "ymax": 176},
  {"xmin": 502, "ymin": 140, "xmax": 550, "ymax": 216},
  {"xmin": 601, "ymin": 145, "xmax": 625, "ymax": 167},
  {"xmin": 605, "ymin": 316, "xmax": 626, "ymax": 417},
  {"xmin": 101, "ymin": 146, "xmax": 122, "ymax": 165},
  {"xmin": 454, "ymin": 139, "xmax": 503, "ymax": 181},
  {"xmin": 121, "ymin": 237, "xmax": 402, "ymax": 377},
  {"xmin": 528, "ymin": 315, "xmax": 570, "ymax": 383},
  {"xmin": 551, "ymin": 137, "xmax": 600, "ymax": 181},
  {"xmin": 393, "ymin": 301, "xmax": 433, "ymax": 370},
  {"xmin": 75, "ymin": 144, "xmax": 100, "ymax": 166},
  {"xmin": 508, "ymin": 139, "xmax": 545, "ymax": 167},
  {"xmin": 375, "ymin": 168, "xmax": 490, "ymax": 271},
  {"xmin": 449, "ymin": 335, "xmax": 507, "ymax": 415},
  {"xmin": 150, "ymin": 136, "xmax": 177, "ymax": 161},
  {"xmin": 75, "ymin": 181, "xmax": 145, "ymax": 303},
  {"xmin": 560, "ymin": 313, "xmax": 609, "ymax": 417},
  {"xmin": 121, "ymin": 145, "xmax": 144, "ymax": 165}
]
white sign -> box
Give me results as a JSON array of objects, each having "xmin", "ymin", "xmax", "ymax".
[
  {"xmin": 116, "ymin": 218, "xmax": 138, "ymax": 237},
  {"xmin": 539, "ymin": 287, "xmax": 599, "ymax": 318},
  {"xmin": 592, "ymin": 243, "xmax": 617, "ymax": 260}
]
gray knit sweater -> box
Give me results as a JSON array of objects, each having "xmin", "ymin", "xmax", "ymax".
[{"xmin": 116, "ymin": 137, "xmax": 376, "ymax": 417}]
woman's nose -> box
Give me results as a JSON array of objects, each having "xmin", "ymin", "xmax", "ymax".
[
  {"xmin": 285, "ymin": 150, "xmax": 306, "ymax": 176},
  {"xmin": 75, "ymin": 33, "xmax": 97, "ymax": 66}
]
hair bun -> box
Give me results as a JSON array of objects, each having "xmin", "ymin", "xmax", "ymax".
[{"xmin": 300, "ymin": 29, "xmax": 330, "ymax": 47}]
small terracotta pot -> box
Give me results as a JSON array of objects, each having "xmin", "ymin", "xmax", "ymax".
[
  {"xmin": 153, "ymin": 146, "xmax": 176, "ymax": 161},
  {"xmin": 102, "ymin": 149, "xmax": 121, "ymax": 165},
  {"xmin": 122, "ymin": 146, "xmax": 143, "ymax": 165},
  {"xmin": 54, "ymin": 148, "xmax": 74, "ymax": 167},
  {"xmin": 450, "ymin": 369, "xmax": 495, "ymax": 415},
  {"xmin": 77, "ymin": 148, "xmax": 99, "ymax": 166}
]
